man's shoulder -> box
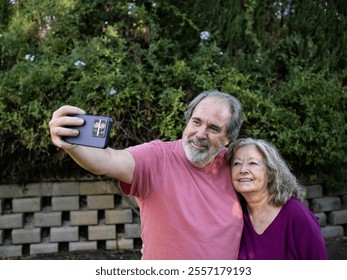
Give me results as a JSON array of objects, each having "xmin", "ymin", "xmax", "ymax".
[
  {"xmin": 128, "ymin": 139, "xmax": 181, "ymax": 157},
  {"xmin": 148, "ymin": 139, "xmax": 181, "ymax": 150},
  {"xmin": 128, "ymin": 139, "xmax": 179, "ymax": 149},
  {"xmin": 149, "ymin": 139, "xmax": 180, "ymax": 145}
]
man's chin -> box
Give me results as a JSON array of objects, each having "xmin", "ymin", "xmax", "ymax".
[
  {"xmin": 183, "ymin": 141, "xmax": 211, "ymax": 163},
  {"xmin": 186, "ymin": 151, "xmax": 211, "ymax": 166}
]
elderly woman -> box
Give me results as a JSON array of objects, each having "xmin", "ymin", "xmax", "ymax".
[{"xmin": 228, "ymin": 138, "xmax": 327, "ymax": 260}]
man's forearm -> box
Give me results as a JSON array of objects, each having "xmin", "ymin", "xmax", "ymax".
[
  {"xmin": 66, "ymin": 145, "xmax": 112, "ymax": 176},
  {"xmin": 65, "ymin": 145, "xmax": 135, "ymax": 184}
]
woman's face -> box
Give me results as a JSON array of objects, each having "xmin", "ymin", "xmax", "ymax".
[{"xmin": 231, "ymin": 145, "xmax": 270, "ymax": 195}]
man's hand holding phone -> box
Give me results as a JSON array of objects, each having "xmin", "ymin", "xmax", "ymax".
[
  {"xmin": 49, "ymin": 106, "xmax": 113, "ymax": 149},
  {"xmin": 63, "ymin": 114, "xmax": 113, "ymax": 149}
]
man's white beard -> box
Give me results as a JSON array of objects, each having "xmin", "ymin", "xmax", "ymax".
[{"xmin": 182, "ymin": 136, "xmax": 223, "ymax": 167}]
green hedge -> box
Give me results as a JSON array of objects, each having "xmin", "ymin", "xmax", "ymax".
[{"xmin": 0, "ymin": 0, "xmax": 346, "ymax": 188}]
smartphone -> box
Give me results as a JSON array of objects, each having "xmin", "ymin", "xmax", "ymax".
[{"xmin": 64, "ymin": 114, "xmax": 113, "ymax": 149}]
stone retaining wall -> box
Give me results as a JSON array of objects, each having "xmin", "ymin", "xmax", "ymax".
[
  {"xmin": 306, "ymin": 185, "xmax": 347, "ymax": 238},
  {"xmin": 0, "ymin": 181, "xmax": 141, "ymax": 258},
  {"xmin": 0, "ymin": 181, "xmax": 346, "ymax": 258}
]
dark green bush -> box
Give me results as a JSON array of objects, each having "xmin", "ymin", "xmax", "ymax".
[{"xmin": 0, "ymin": 0, "xmax": 346, "ymax": 188}]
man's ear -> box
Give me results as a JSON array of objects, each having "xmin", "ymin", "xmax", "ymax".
[{"xmin": 224, "ymin": 137, "xmax": 231, "ymax": 146}]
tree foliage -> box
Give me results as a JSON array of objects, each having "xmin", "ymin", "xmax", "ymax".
[{"xmin": 0, "ymin": 0, "xmax": 346, "ymax": 188}]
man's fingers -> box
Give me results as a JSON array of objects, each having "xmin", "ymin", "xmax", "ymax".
[
  {"xmin": 49, "ymin": 105, "xmax": 86, "ymax": 149},
  {"xmin": 52, "ymin": 105, "xmax": 85, "ymax": 118},
  {"xmin": 51, "ymin": 126, "xmax": 79, "ymax": 137}
]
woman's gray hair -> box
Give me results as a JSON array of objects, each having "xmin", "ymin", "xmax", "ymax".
[
  {"xmin": 184, "ymin": 90, "xmax": 243, "ymax": 142},
  {"xmin": 227, "ymin": 138, "xmax": 306, "ymax": 206}
]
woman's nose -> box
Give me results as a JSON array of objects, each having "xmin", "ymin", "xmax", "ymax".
[{"xmin": 239, "ymin": 164, "xmax": 249, "ymax": 174}]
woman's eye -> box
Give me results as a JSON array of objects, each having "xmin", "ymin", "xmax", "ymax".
[{"xmin": 233, "ymin": 162, "xmax": 241, "ymax": 166}]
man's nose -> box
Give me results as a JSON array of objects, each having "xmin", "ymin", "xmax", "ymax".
[{"xmin": 195, "ymin": 126, "xmax": 207, "ymax": 139}]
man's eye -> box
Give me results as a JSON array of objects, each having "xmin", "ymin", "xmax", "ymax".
[{"xmin": 209, "ymin": 126, "xmax": 221, "ymax": 134}]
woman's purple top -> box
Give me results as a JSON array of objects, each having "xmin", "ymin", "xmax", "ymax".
[{"xmin": 238, "ymin": 197, "xmax": 328, "ymax": 260}]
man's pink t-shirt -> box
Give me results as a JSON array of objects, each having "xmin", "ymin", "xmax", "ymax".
[{"xmin": 119, "ymin": 140, "xmax": 243, "ymax": 260}]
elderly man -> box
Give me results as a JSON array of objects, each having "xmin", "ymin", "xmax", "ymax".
[{"xmin": 49, "ymin": 90, "xmax": 244, "ymax": 260}]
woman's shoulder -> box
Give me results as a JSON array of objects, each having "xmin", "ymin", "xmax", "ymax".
[
  {"xmin": 285, "ymin": 196, "xmax": 305, "ymax": 206},
  {"xmin": 283, "ymin": 197, "xmax": 309, "ymax": 213},
  {"xmin": 282, "ymin": 197, "xmax": 318, "ymax": 224}
]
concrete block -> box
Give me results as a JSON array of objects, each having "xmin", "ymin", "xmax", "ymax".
[
  {"xmin": 70, "ymin": 210, "xmax": 98, "ymax": 226},
  {"xmin": 21, "ymin": 183, "xmax": 41, "ymax": 197},
  {"xmin": 0, "ymin": 213, "xmax": 24, "ymax": 229},
  {"xmin": 52, "ymin": 182, "xmax": 79, "ymax": 196},
  {"xmin": 37, "ymin": 182, "xmax": 53, "ymax": 196},
  {"xmin": 88, "ymin": 225, "xmax": 116, "ymax": 240},
  {"xmin": 326, "ymin": 187, "xmax": 347, "ymax": 196},
  {"xmin": 124, "ymin": 223, "xmax": 141, "ymax": 239},
  {"xmin": 312, "ymin": 197, "xmax": 341, "ymax": 213},
  {"xmin": 30, "ymin": 243, "xmax": 59, "ymax": 255},
  {"xmin": 121, "ymin": 195, "xmax": 138, "ymax": 209},
  {"xmin": 52, "ymin": 196, "xmax": 79, "ymax": 211},
  {"xmin": 69, "ymin": 241, "xmax": 97, "ymax": 252},
  {"xmin": 106, "ymin": 240, "xmax": 118, "ymax": 250},
  {"xmin": 50, "ymin": 224, "xmax": 79, "ymax": 242},
  {"xmin": 0, "ymin": 185, "xmax": 25, "ymax": 198},
  {"xmin": 314, "ymin": 212, "xmax": 327, "ymax": 227},
  {"xmin": 0, "ymin": 199, "xmax": 3, "ymax": 215},
  {"xmin": 328, "ymin": 210, "xmax": 347, "ymax": 225},
  {"xmin": 80, "ymin": 181, "xmax": 119, "ymax": 195},
  {"xmin": 12, "ymin": 197, "xmax": 41, "ymax": 213},
  {"xmin": 0, "ymin": 229, "xmax": 3, "ymax": 245},
  {"xmin": 118, "ymin": 235, "xmax": 134, "ymax": 250},
  {"xmin": 12, "ymin": 228, "xmax": 41, "ymax": 244},
  {"xmin": 87, "ymin": 195, "xmax": 114, "ymax": 209},
  {"xmin": 106, "ymin": 237, "xmax": 134, "ymax": 250},
  {"xmin": 305, "ymin": 185, "xmax": 323, "ymax": 199},
  {"xmin": 105, "ymin": 209, "xmax": 133, "ymax": 224},
  {"xmin": 0, "ymin": 183, "xmax": 47, "ymax": 198},
  {"xmin": 34, "ymin": 212, "xmax": 62, "ymax": 227},
  {"xmin": 342, "ymin": 196, "xmax": 347, "ymax": 209},
  {"xmin": 0, "ymin": 245, "xmax": 22, "ymax": 258},
  {"xmin": 321, "ymin": 225, "xmax": 344, "ymax": 238}
]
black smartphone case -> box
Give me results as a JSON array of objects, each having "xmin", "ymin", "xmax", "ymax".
[{"xmin": 64, "ymin": 114, "xmax": 113, "ymax": 149}]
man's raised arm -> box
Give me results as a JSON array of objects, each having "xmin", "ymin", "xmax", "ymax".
[{"xmin": 48, "ymin": 105, "xmax": 135, "ymax": 184}]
